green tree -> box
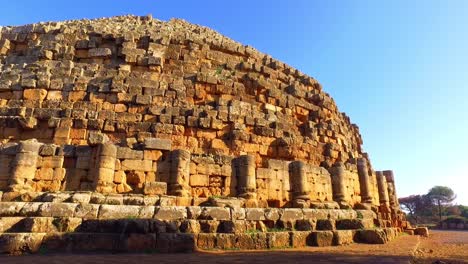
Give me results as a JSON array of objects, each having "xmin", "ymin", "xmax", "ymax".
[
  {"xmin": 399, "ymin": 194, "xmax": 433, "ymax": 224},
  {"xmin": 427, "ymin": 186, "xmax": 456, "ymax": 222}
]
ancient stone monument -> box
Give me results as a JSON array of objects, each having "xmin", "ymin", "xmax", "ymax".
[{"xmin": 0, "ymin": 15, "xmax": 410, "ymax": 254}]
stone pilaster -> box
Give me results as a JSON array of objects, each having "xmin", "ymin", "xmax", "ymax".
[
  {"xmin": 289, "ymin": 160, "xmax": 310, "ymax": 208},
  {"xmin": 169, "ymin": 149, "xmax": 191, "ymax": 197},
  {"xmin": 93, "ymin": 143, "xmax": 117, "ymax": 193},
  {"xmin": 383, "ymin": 170, "xmax": 398, "ymax": 208},
  {"xmin": 357, "ymin": 158, "xmax": 372, "ymax": 204},
  {"xmin": 237, "ymin": 154, "xmax": 257, "ymax": 199},
  {"xmin": 329, "ymin": 162, "xmax": 350, "ymax": 208},
  {"xmin": 376, "ymin": 171, "xmax": 390, "ymax": 205},
  {"xmin": 9, "ymin": 139, "xmax": 42, "ymax": 192}
]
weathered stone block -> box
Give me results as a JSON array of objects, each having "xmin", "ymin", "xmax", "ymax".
[
  {"xmin": 267, "ymin": 232, "xmax": 290, "ymax": 248},
  {"xmin": 143, "ymin": 182, "xmax": 167, "ymax": 195},
  {"xmin": 333, "ymin": 230, "xmax": 354, "ymax": 245},
  {"xmin": 245, "ymin": 208, "xmax": 265, "ymax": 221},
  {"xmin": 414, "ymin": 227, "xmax": 429, "ymax": 237},
  {"xmin": 199, "ymin": 207, "xmax": 231, "ymax": 220},
  {"xmin": 311, "ymin": 231, "xmax": 334, "ymax": 247},
  {"xmin": 156, "ymin": 233, "xmax": 195, "ymax": 253},
  {"xmin": 98, "ymin": 204, "xmax": 140, "ymax": 219},
  {"xmin": 356, "ymin": 229, "xmax": 388, "ymax": 244},
  {"xmin": 117, "ymin": 147, "xmax": 144, "ymax": 159},
  {"xmin": 316, "ymin": 219, "xmax": 335, "ymax": 230},
  {"xmin": 38, "ymin": 203, "xmax": 77, "ymax": 217},
  {"xmin": 154, "ymin": 206, "xmax": 187, "ymax": 220},
  {"xmin": 0, "ymin": 202, "xmax": 25, "ymax": 217},
  {"xmin": 144, "ymin": 138, "xmax": 172, "ymax": 150},
  {"xmin": 88, "ymin": 48, "xmax": 112, "ymax": 57},
  {"xmin": 280, "ymin": 208, "xmax": 303, "ymax": 222},
  {"xmin": 121, "ymin": 159, "xmax": 153, "ymax": 171}
]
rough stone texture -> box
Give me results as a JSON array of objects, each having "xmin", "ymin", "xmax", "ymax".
[
  {"xmin": 414, "ymin": 227, "xmax": 429, "ymax": 237},
  {"xmin": 0, "ymin": 14, "xmax": 404, "ymax": 216},
  {"xmin": 0, "ymin": 15, "xmax": 410, "ymax": 254}
]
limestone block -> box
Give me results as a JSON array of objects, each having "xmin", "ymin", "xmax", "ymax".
[
  {"xmin": 23, "ymin": 89, "xmax": 47, "ymax": 101},
  {"xmin": 143, "ymin": 150, "xmax": 163, "ymax": 160},
  {"xmin": 41, "ymin": 156, "xmax": 64, "ymax": 168},
  {"xmin": 267, "ymin": 232, "xmax": 290, "ymax": 248},
  {"xmin": 316, "ymin": 219, "xmax": 335, "ymax": 230},
  {"xmin": 0, "ymin": 233, "xmax": 45, "ymax": 254},
  {"xmin": 414, "ymin": 227, "xmax": 429, "ymax": 237},
  {"xmin": 143, "ymin": 182, "xmax": 167, "ymax": 195},
  {"xmin": 70, "ymin": 192, "xmax": 91, "ymax": 203},
  {"xmin": 98, "ymin": 155, "xmax": 116, "ymax": 169},
  {"xmin": 199, "ymin": 207, "xmax": 231, "ymax": 220},
  {"xmin": 245, "ymin": 208, "xmax": 265, "ymax": 221},
  {"xmin": 125, "ymin": 233, "xmax": 157, "ymax": 252},
  {"xmin": 88, "ymin": 48, "xmax": 112, "ymax": 57},
  {"xmin": 38, "ymin": 203, "xmax": 77, "ymax": 217},
  {"xmin": 138, "ymin": 206, "xmax": 155, "ymax": 218},
  {"xmin": 356, "ymin": 229, "xmax": 388, "ymax": 244},
  {"xmin": 231, "ymin": 207, "xmax": 246, "ymax": 220},
  {"xmin": 87, "ymin": 131, "xmax": 109, "ymax": 146},
  {"xmin": 18, "ymin": 202, "xmax": 41, "ymax": 216},
  {"xmin": 216, "ymin": 233, "xmax": 236, "ymax": 249},
  {"xmin": 117, "ymin": 147, "xmax": 144, "ymax": 159},
  {"xmin": 95, "ymin": 168, "xmax": 115, "ymax": 183},
  {"xmin": 290, "ymin": 231, "xmax": 312, "ymax": 247},
  {"xmin": 144, "ymin": 138, "xmax": 172, "ymax": 150},
  {"xmin": 333, "ymin": 230, "xmax": 354, "ymax": 245},
  {"xmin": 187, "ymin": 206, "xmax": 202, "ymax": 219},
  {"xmin": 265, "ymin": 208, "xmax": 281, "ymax": 221},
  {"xmin": 113, "ymin": 170, "xmax": 126, "ymax": 184},
  {"xmin": 280, "ymin": 208, "xmax": 303, "ymax": 222},
  {"xmin": 155, "ymin": 233, "xmax": 195, "ymax": 253},
  {"xmin": 189, "ymin": 174, "xmax": 209, "ymax": 187},
  {"xmin": 154, "ymin": 206, "xmax": 187, "ymax": 220},
  {"xmin": 98, "ymin": 204, "xmax": 140, "ymax": 219},
  {"xmin": 35, "ymin": 168, "xmax": 54, "ymax": 180},
  {"xmin": 0, "ymin": 202, "xmax": 25, "ymax": 216},
  {"xmin": 256, "ymin": 168, "xmax": 272, "ymax": 179},
  {"xmin": 207, "ymin": 197, "xmax": 245, "ymax": 208},
  {"xmin": 180, "ymin": 220, "xmax": 201, "ymax": 234},
  {"xmin": 219, "ymin": 220, "xmax": 247, "ymax": 234},
  {"xmin": 121, "ymin": 159, "xmax": 153, "ymax": 171},
  {"xmin": 311, "ymin": 231, "xmax": 334, "ymax": 247},
  {"xmin": 74, "ymin": 203, "xmax": 99, "ymax": 218},
  {"xmin": 39, "ymin": 144, "xmax": 57, "ymax": 156}
]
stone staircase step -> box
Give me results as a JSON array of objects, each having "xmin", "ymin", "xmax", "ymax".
[
  {"xmin": 0, "ymin": 228, "xmax": 401, "ymax": 254},
  {"xmin": 0, "ymin": 216, "xmax": 376, "ymax": 234}
]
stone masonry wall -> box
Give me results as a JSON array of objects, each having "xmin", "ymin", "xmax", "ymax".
[{"xmin": 0, "ymin": 15, "xmax": 405, "ymax": 228}]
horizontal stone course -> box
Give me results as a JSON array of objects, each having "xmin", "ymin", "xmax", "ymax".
[
  {"xmin": 0, "ymin": 202, "xmax": 377, "ymax": 224},
  {"xmin": 0, "ymin": 227, "xmax": 400, "ymax": 254}
]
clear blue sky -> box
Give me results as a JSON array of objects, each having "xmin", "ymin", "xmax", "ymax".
[{"xmin": 1, "ymin": 1, "xmax": 467, "ymax": 204}]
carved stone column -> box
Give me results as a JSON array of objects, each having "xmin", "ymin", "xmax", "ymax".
[
  {"xmin": 383, "ymin": 170, "xmax": 398, "ymax": 207},
  {"xmin": 169, "ymin": 149, "xmax": 191, "ymax": 197},
  {"xmin": 237, "ymin": 154, "xmax": 257, "ymax": 199},
  {"xmin": 376, "ymin": 171, "xmax": 390, "ymax": 205},
  {"xmin": 357, "ymin": 158, "xmax": 372, "ymax": 203},
  {"xmin": 9, "ymin": 139, "xmax": 41, "ymax": 192},
  {"xmin": 329, "ymin": 162, "xmax": 349, "ymax": 208},
  {"xmin": 93, "ymin": 143, "xmax": 117, "ymax": 193},
  {"xmin": 289, "ymin": 160, "xmax": 310, "ymax": 208}
]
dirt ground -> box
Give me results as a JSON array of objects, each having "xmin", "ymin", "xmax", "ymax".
[
  {"xmin": 412, "ymin": 230, "xmax": 468, "ymax": 264},
  {"xmin": 0, "ymin": 230, "xmax": 466, "ymax": 264}
]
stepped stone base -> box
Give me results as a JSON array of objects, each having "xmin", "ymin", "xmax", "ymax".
[
  {"xmin": 0, "ymin": 191, "xmax": 406, "ymax": 255},
  {"xmin": 0, "ymin": 228, "xmax": 401, "ymax": 255}
]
